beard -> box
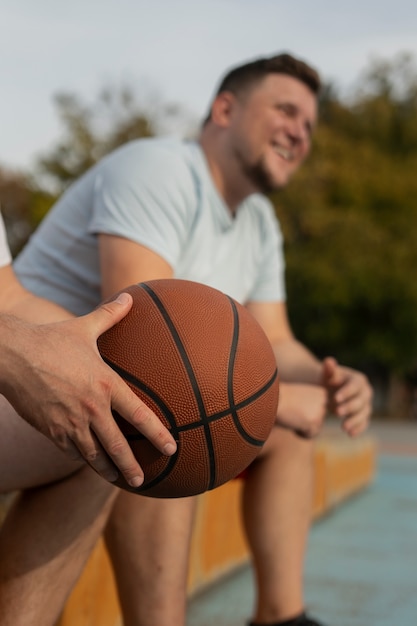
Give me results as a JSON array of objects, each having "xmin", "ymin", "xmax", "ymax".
[{"xmin": 234, "ymin": 149, "xmax": 287, "ymax": 194}]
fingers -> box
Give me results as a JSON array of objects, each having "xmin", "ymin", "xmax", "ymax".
[
  {"xmin": 92, "ymin": 374, "xmax": 178, "ymax": 487},
  {"xmin": 330, "ymin": 371, "xmax": 373, "ymax": 437},
  {"xmin": 89, "ymin": 424, "xmax": 145, "ymax": 488},
  {"xmin": 63, "ymin": 408, "xmax": 145, "ymax": 487},
  {"xmin": 50, "ymin": 425, "xmax": 122, "ymax": 484},
  {"xmin": 332, "ymin": 372, "xmax": 373, "ymax": 415},
  {"xmin": 321, "ymin": 356, "xmax": 338, "ymax": 384},
  {"xmin": 50, "ymin": 380, "xmax": 177, "ymax": 488},
  {"xmin": 82, "ymin": 292, "xmax": 134, "ymax": 339},
  {"xmin": 84, "ymin": 384, "xmax": 177, "ymax": 488},
  {"xmin": 73, "ymin": 431, "xmax": 122, "ymax": 484},
  {"xmin": 330, "ymin": 379, "xmax": 359, "ymax": 415},
  {"xmin": 111, "ymin": 378, "xmax": 177, "ymax": 457},
  {"xmin": 321, "ymin": 357, "xmax": 373, "ymax": 438},
  {"xmin": 322, "ymin": 356, "xmax": 346, "ymax": 388},
  {"xmin": 341, "ymin": 407, "xmax": 371, "ymax": 438}
]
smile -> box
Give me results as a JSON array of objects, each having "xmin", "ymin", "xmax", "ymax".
[{"xmin": 273, "ymin": 144, "xmax": 294, "ymax": 162}]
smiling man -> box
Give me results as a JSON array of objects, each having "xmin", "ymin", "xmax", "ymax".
[
  {"xmin": 207, "ymin": 64, "xmax": 316, "ymax": 197},
  {"xmin": 6, "ymin": 53, "xmax": 372, "ymax": 626}
]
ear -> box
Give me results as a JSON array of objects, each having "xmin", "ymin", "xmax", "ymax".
[{"xmin": 210, "ymin": 91, "xmax": 237, "ymax": 128}]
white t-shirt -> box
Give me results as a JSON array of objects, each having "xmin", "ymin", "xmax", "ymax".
[
  {"xmin": 15, "ymin": 138, "xmax": 286, "ymax": 315},
  {"xmin": 0, "ymin": 212, "xmax": 12, "ymax": 268}
]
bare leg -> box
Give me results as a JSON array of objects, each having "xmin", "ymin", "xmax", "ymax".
[
  {"xmin": 0, "ymin": 395, "xmax": 118, "ymax": 626},
  {"xmin": 242, "ymin": 426, "xmax": 314, "ymax": 624},
  {"xmin": 105, "ymin": 492, "xmax": 197, "ymax": 626},
  {"xmin": 104, "ymin": 425, "xmax": 313, "ymax": 626},
  {"xmin": 0, "ymin": 467, "xmax": 117, "ymax": 626},
  {"xmin": 0, "ymin": 395, "xmax": 82, "ymax": 492}
]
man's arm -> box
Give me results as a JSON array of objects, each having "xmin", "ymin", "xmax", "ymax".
[
  {"xmin": 0, "ymin": 266, "xmax": 177, "ymax": 487},
  {"xmin": 246, "ymin": 299, "xmax": 323, "ymax": 381},
  {"xmin": 98, "ymin": 234, "xmax": 174, "ymax": 298},
  {"xmin": 97, "ymin": 235, "xmax": 329, "ymax": 439},
  {"xmin": 246, "ymin": 300, "xmax": 373, "ymax": 438}
]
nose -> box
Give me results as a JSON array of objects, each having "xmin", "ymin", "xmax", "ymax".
[{"xmin": 287, "ymin": 117, "xmax": 310, "ymax": 148}]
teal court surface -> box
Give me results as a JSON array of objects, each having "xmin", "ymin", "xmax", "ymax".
[{"xmin": 187, "ymin": 422, "xmax": 417, "ymax": 626}]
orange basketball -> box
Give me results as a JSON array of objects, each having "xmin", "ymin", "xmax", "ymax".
[{"xmin": 98, "ymin": 279, "xmax": 279, "ymax": 498}]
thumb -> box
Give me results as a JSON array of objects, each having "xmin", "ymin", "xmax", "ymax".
[
  {"xmin": 86, "ymin": 292, "xmax": 134, "ymax": 338},
  {"xmin": 322, "ymin": 356, "xmax": 339, "ymax": 386}
]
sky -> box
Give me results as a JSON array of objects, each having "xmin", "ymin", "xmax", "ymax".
[{"xmin": 2, "ymin": 0, "xmax": 417, "ymax": 171}]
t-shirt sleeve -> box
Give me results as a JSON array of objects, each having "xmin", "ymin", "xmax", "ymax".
[
  {"xmin": 248, "ymin": 199, "xmax": 286, "ymax": 303},
  {"xmin": 88, "ymin": 142, "xmax": 196, "ymax": 268},
  {"xmin": 0, "ymin": 212, "xmax": 12, "ymax": 267}
]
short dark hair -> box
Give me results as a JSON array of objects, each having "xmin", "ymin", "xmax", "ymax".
[
  {"xmin": 215, "ymin": 52, "xmax": 321, "ymax": 97},
  {"xmin": 203, "ymin": 52, "xmax": 321, "ymax": 125}
]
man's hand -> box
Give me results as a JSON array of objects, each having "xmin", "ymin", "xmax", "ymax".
[
  {"xmin": 322, "ymin": 356, "xmax": 373, "ymax": 437},
  {"xmin": 275, "ymin": 382, "xmax": 328, "ymax": 439},
  {"xmin": 1, "ymin": 293, "xmax": 177, "ymax": 488}
]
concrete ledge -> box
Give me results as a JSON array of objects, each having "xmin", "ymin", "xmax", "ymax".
[{"xmin": 0, "ymin": 433, "xmax": 377, "ymax": 626}]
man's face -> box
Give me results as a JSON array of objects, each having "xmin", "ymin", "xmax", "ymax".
[{"xmin": 227, "ymin": 74, "xmax": 318, "ymax": 193}]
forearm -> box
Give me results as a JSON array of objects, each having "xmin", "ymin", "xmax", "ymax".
[
  {"xmin": 0, "ymin": 314, "xmax": 36, "ymax": 393},
  {"xmin": 272, "ymin": 338, "xmax": 322, "ymax": 385},
  {"xmin": 9, "ymin": 293, "xmax": 73, "ymax": 324},
  {"xmin": 0, "ymin": 265, "xmax": 72, "ymax": 324},
  {"xmin": 246, "ymin": 300, "xmax": 322, "ymax": 385},
  {"xmin": 0, "ymin": 266, "xmax": 30, "ymax": 312}
]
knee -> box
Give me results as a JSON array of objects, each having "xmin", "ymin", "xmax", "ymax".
[{"xmin": 261, "ymin": 426, "xmax": 314, "ymax": 461}]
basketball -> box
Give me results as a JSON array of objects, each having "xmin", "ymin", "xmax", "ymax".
[{"xmin": 97, "ymin": 279, "xmax": 279, "ymax": 498}]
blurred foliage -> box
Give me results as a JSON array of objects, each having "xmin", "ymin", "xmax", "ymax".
[
  {"xmin": 271, "ymin": 52, "xmax": 417, "ymax": 376},
  {"xmin": 3, "ymin": 54, "xmax": 417, "ymax": 382},
  {"xmin": 37, "ymin": 82, "xmax": 195, "ymax": 192},
  {"xmin": 0, "ymin": 167, "xmax": 55, "ymax": 255},
  {"xmin": 2, "ymin": 82, "xmax": 195, "ymax": 253}
]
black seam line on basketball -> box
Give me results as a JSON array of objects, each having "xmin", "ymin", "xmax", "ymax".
[
  {"xmin": 140, "ymin": 283, "xmax": 217, "ymax": 490},
  {"xmin": 101, "ymin": 356, "xmax": 179, "ymax": 491},
  {"xmin": 115, "ymin": 359, "xmax": 278, "ymax": 446},
  {"xmin": 226, "ymin": 295, "xmax": 239, "ymax": 419},
  {"xmin": 226, "ymin": 296, "xmax": 274, "ymax": 447},
  {"xmin": 102, "ymin": 356, "xmax": 180, "ymax": 437},
  {"xmin": 177, "ymin": 367, "xmax": 278, "ymax": 445}
]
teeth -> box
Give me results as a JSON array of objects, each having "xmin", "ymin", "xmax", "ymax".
[{"xmin": 274, "ymin": 146, "xmax": 293, "ymax": 161}]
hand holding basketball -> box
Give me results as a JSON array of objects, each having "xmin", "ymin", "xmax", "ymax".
[{"xmin": 98, "ymin": 279, "xmax": 279, "ymax": 498}]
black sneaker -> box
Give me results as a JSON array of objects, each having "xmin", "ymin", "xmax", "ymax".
[{"xmin": 249, "ymin": 612, "xmax": 326, "ymax": 626}]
